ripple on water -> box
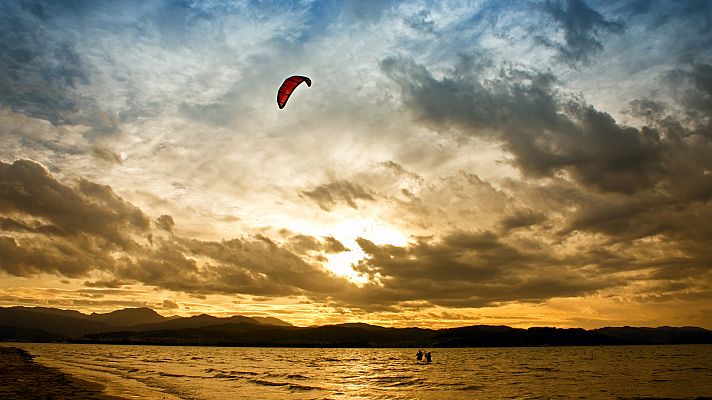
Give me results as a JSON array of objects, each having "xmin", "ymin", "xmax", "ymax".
[
  {"xmin": 16, "ymin": 344, "xmax": 712, "ymax": 400},
  {"xmin": 232, "ymin": 370, "xmax": 259, "ymax": 376},
  {"xmin": 287, "ymin": 383, "xmax": 321, "ymax": 392},
  {"xmin": 366, "ymin": 374, "xmax": 415, "ymax": 384},
  {"xmin": 158, "ymin": 372, "xmax": 205, "ymax": 378},
  {"xmin": 248, "ymin": 378, "xmax": 322, "ymax": 392},
  {"xmin": 385, "ymin": 378, "xmax": 427, "ymax": 387}
]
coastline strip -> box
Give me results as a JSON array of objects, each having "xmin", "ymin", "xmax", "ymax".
[{"xmin": 0, "ymin": 346, "xmax": 129, "ymax": 400}]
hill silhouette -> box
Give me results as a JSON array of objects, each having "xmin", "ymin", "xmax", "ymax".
[
  {"xmin": 87, "ymin": 307, "xmax": 166, "ymax": 326},
  {"xmin": 126, "ymin": 314, "xmax": 262, "ymax": 332},
  {"xmin": 0, "ymin": 306, "xmax": 292, "ymax": 339},
  {"xmin": 0, "ymin": 307, "xmax": 113, "ymax": 338},
  {"xmin": 2, "ymin": 306, "xmax": 711, "ymax": 347}
]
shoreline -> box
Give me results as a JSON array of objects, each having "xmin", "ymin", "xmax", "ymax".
[
  {"xmin": 0, "ymin": 346, "xmax": 129, "ymax": 400},
  {"xmin": 7, "ymin": 339, "xmax": 712, "ymax": 348}
]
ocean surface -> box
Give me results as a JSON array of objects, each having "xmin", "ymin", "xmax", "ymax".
[{"xmin": 12, "ymin": 343, "xmax": 712, "ymax": 399}]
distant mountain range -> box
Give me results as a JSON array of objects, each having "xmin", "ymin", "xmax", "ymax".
[
  {"xmin": 0, "ymin": 306, "xmax": 291, "ymax": 340},
  {"xmin": 2, "ymin": 306, "xmax": 711, "ymax": 347}
]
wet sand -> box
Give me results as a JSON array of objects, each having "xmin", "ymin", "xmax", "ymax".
[{"xmin": 0, "ymin": 346, "xmax": 128, "ymax": 400}]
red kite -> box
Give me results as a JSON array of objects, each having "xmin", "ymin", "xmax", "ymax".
[{"xmin": 277, "ymin": 75, "xmax": 311, "ymax": 109}]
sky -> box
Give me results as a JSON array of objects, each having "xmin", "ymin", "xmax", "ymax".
[{"xmin": 1, "ymin": 0, "xmax": 711, "ymax": 329}]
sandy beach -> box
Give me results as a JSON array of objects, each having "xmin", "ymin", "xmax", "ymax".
[{"xmin": 0, "ymin": 346, "xmax": 127, "ymax": 400}]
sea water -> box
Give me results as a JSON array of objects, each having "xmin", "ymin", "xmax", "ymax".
[{"xmin": 13, "ymin": 343, "xmax": 712, "ymax": 399}]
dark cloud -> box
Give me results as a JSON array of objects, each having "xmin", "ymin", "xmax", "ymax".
[
  {"xmin": 555, "ymin": 62, "xmax": 712, "ymax": 253},
  {"xmin": 80, "ymin": 232, "xmax": 354, "ymax": 299},
  {"xmin": 175, "ymin": 236, "xmax": 351, "ymax": 297},
  {"xmin": 155, "ymin": 215, "xmax": 175, "ymax": 232},
  {"xmin": 671, "ymin": 63, "xmax": 712, "ymax": 137},
  {"xmin": 79, "ymin": 232, "xmax": 354, "ymax": 300},
  {"xmin": 323, "ymin": 236, "xmax": 349, "ymax": 253},
  {"xmin": 0, "ymin": 164, "xmax": 595, "ymax": 311},
  {"xmin": 0, "ymin": 234, "xmax": 117, "ymax": 277},
  {"xmin": 382, "ymin": 55, "xmax": 712, "ymax": 308},
  {"xmin": 0, "ymin": 159, "xmax": 354, "ymax": 300},
  {"xmin": 347, "ymin": 231, "xmax": 616, "ymax": 309},
  {"xmin": 624, "ymin": 99, "xmax": 670, "ymax": 127},
  {"xmin": 91, "ymin": 145, "xmax": 122, "ymax": 164},
  {"xmin": 381, "ymin": 55, "xmax": 663, "ymax": 194},
  {"xmin": 379, "ymin": 161, "xmax": 424, "ymax": 186},
  {"xmin": 287, "ymin": 235, "xmax": 323, "ymax": 254},
  {"xmin": 83, "ymin": 279, "xmax": 133, "ymax": 289},
  {"xmin": 0, "ymin": 2, "xmax": 87, "ymax": 125},
  {"xmin": 0, "ymin": 159, "xmax": 149, "ymax": 248},
  {"xmin": 0, "ymin": 159, "xmax": 151, "ymax": 278},
  {"xmin": 300, "ymin": 180, "xmax": 375, "ymax": 211},
  {"xmin": 563, "ymin": 194, "xmax": 673, "ymax": 240},
  {"xmin": 537, "ymin": 0, "xmax": 624, "ymax": 64},
  {"xmin": 0, "ymin": 217, "xmax": 35, "ymax": 233},
  {"xmin": 564, "ymin": 189, "xmax": 712, "ymax": 270},
  {"xmin": 499, "ymin": 209, "xmax": 547, "ymax": 231},
  {"xmin": 118, "ymin": 242, "xmax": 205, "ymax": 293},
  {"xmin": 162, "ymin": 299, "xmax": 178, "ymax": 309},
  {"xmin": 287, "ymin": 235, "xmax": 349, "ymax": 254},
  {"xmin": 2, "ymin": 158, "xmax": 709, "ymax": 313}
]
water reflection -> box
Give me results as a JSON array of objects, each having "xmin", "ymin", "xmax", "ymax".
[{"xmin": 15, "ymin": 344, "xmax": 712, "ymax": 400}]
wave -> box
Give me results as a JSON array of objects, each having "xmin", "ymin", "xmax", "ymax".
[
  {"xmin": 158, "ymin": 372, "xmax": 204, "ymax": 378},
  {"xmin": 385, "ymin": 378, "xmax": 427, "ymax": 387},
  {"xmin": 527, "ymin": 366, "xmax": 558, "ymax": 372},
  {"xmin": 21, "ymin": 343, "xmax": 712, "ymax": 399},
  {"xmin": 248, "ymin": 378, "xmax": 321, "ymax": 391},
  {"xmin": 231, "ymin": 370, "xmax": 259, "ymax": 376},
  {"xmin": 366, "ymin": 374, "xmax": 416, "ymax": 384},
  {"xmin": 616, "ymin": 398, "xmax": 712, "ymax": 400},
  {"xmin": 287, "ymin": 383, "xmax": 322, "ymax": 392}
]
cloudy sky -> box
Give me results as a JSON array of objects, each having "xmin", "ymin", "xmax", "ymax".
[{"xmin": 1, "ymin": 0, "xmax": 711, "ymax": 328}]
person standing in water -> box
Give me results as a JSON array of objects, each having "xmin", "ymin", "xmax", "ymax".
[
  {"xmin": 425, "ymin": 352, "xmax": 432, "ymax": 363},
  {"xmin": 416, "ymin": 349, "xmax": 423, "ymax": 361}
]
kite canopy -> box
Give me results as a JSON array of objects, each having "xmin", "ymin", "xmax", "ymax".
[{"xmin": 277, "ymin": 75, "xmax": 311, "ymax": 109}]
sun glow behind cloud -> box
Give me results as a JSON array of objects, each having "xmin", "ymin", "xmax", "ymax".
[{"xmin": 323, "ymin": 218, "xmax": 409, "ymax": 284}]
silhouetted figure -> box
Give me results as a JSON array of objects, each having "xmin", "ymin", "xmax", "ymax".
[
  {"xmin": 416, "ymin": 350, "xmax": 423, "ymax": 361},
  {"xmin": 425, "ymin": 352, "xmax": 432, "ymax": 363}
]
